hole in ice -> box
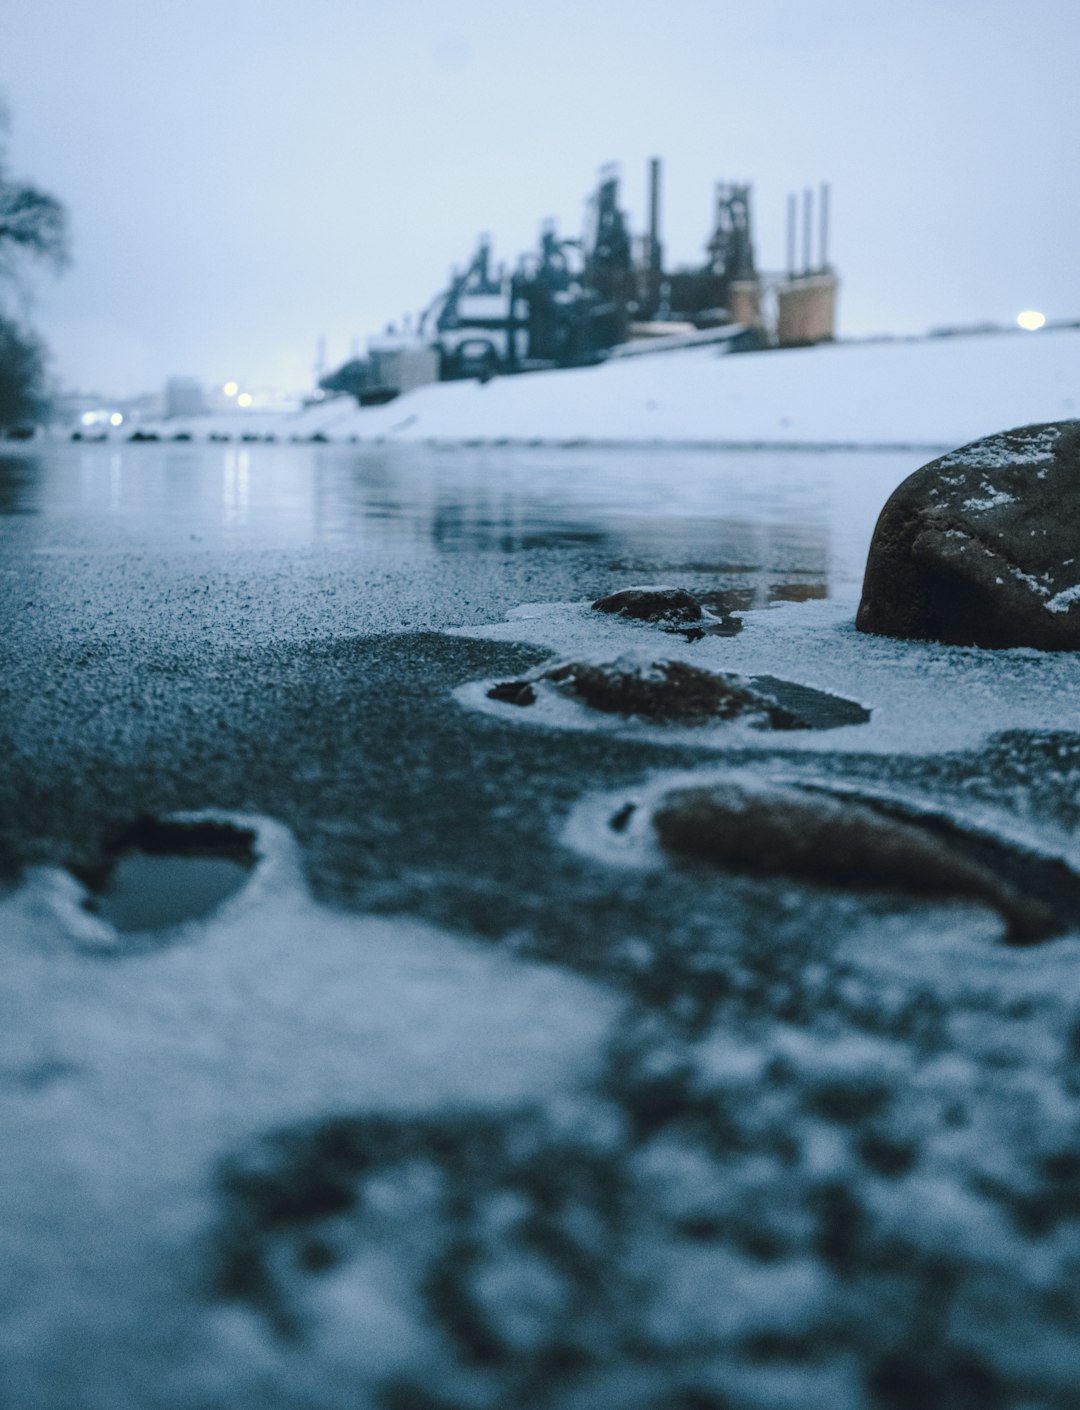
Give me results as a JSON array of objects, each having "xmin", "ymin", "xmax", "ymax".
[{"xmin": 86, "ymin": 816, "xmax": 257, "ymax": 934}]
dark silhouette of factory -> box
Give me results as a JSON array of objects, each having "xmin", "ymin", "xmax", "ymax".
[{"xmin": 323, "ymin": 161, "xmax": 838, "ymax": 403}]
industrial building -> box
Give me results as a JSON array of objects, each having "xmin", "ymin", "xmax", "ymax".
[{"xmin": 321, "ymin": 161, "xmax": 839, "ymax": 403}]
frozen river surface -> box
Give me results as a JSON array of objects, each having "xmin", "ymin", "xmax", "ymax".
[{"xmin": 3, "ymin": 442, "xmax": 1080, "ymax": 1410}]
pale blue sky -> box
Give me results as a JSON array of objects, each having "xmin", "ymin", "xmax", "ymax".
[{"xmin": 2, "ymin": 0, "xmax": 1078, "ymax": 395}]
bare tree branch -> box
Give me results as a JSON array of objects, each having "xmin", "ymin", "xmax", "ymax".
[{"xmin": 0, "ymin": 182, "xmax": 69, "ymax": 270}]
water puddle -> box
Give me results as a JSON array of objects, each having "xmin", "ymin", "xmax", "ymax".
[{"xmin": 86, "ymin": 816, "xmax": 257, "ymax": 934}]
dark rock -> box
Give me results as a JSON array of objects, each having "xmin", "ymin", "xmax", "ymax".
[
  {"xmin": 592, "ymin": 586, "xmax": 702, "ymax": 627},
  {"xmin": 485, "ymin": 659, "xmax": 868, "ymax": 730},
  {"xmin": 487, "ymin": 679, "xmax": 537, "ymax": 707},
  {"xmin": 857, "ymin": 421, "xmax": 1080, "ymax": 649},
  {"xmin": 543, "ymin": 660, "xmax": 806, "ymax": 727},
  {"xmin": 651, "ymin": 778, "xmax": 1066, "ymax": 944}
]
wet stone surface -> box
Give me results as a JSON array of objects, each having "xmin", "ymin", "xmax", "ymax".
[
  {"xmin": 649, "ymin": 776, "xmax": 1079, "ymax": 945},
  {"xmin": 488, "ymin": 659, "xmax": 869, "ymax": 730},
  {"xmin": 858, "ymin": 420, "xmax": 1080, "ymax": 649},
  {"xmin": 544, "ymin": 660, "xmax": 807, "ymax": 727}
]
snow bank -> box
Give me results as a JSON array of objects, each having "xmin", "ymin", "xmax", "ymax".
[
  {"xmin": 332, "ymin": 327, "xmax": 1078, "ymax": 449},
  {"xmin": 85, "ymin": 326, "xmax": 1079, "ymax": 451},
  {"xmin": 0, "ymin": 816, "xmax": 619, "ymax": 1402}
]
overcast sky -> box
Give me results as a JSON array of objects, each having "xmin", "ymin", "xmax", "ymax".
[{"xmin": 2, "ymin": 0, "xmax": 1078, "ymax": 397}]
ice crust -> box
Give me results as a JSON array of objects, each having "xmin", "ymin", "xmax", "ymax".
[
  {"xmin": 9, "ymin": 429, "xmax": 1080, "ymax": 1406},
  {"xmin": 453, "ymin": 591, "xmax": 1080, "ymax": 760},
  {"xmin": 8, "ymin": 614, "xmax": 1080, "ymax": 1404},
  {"xmin": 0, "ymin": 816, "xmax": 620, "ymax": 1406}
]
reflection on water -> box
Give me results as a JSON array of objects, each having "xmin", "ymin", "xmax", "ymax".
[{"xmin": 0, "ymin": 441, "xmax": 917, "ymax": 595}]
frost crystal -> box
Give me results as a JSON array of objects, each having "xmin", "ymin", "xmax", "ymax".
[
  {"xmin": 938, "ymin": 426, "xmax": 1061, "ymax": 471},
  {"xmin": 1044, "ymin": 583, "xmax": 1080, "ymax": 614},
  {"xmin": 962, "ymin": 485, "xmax": 1016, "ymax": 512}
]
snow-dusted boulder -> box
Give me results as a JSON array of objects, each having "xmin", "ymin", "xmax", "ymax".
[
  {"xmin": 857, "ymin": 421, "xmax": 1080, "ymax": 649},
  {"xmin": 592, "ymin": 586, "xmax": 703, "ymax": 627}
]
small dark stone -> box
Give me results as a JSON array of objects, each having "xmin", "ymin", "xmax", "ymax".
[
  {"xmin": 592, "ymin": 586, "xmax": 702, "ymax": 626},
  {"xmin": 487, "ymin": 679, "xmax": 537, "ymax": 707},
  {"xmin": 857, "ymin": 420, "xmax": 1080, "ymax": 648}
]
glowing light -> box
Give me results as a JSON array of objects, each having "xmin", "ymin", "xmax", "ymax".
[
  {"xmin": 80, "ymin": 411, "xmax": 97, "ymax": 426},
  {"xmin": 1017, "ymin": 310, "xmax": 1046, "ymax": 331},
  {"xmin": 223, "ymin": 380, "xmax": 239, "ymax": 397},
  {"xmin": 236, "ymin": 392, "xmax": 254, "ymax": 408},
  {"xmin": 109, "ymin": 412, "xmax": 124, "ymax": 427}
]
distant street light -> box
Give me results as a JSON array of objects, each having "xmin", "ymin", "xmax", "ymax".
[
  {"xmin": 236, "ymin": 392, "xmax": 253, "ymax": 408},
  {"xmin": 109, "ymin": 412, "xmax": 123, "ymax": 426},
  {"xmin": 223, "ymin": 380, "xmax": 239, "ymax": 397},
  {"xmin": 1017, "ymin": 310, "xmax": 1047, "ymax": 331}
]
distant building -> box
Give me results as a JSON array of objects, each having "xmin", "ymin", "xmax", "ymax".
[{"xmin": 164, "ymin": 377, "xmax": 206, "ymax": 419}]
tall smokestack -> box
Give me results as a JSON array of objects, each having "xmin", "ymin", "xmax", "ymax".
[
  {"xmin": 818, "ymin": 181, "xmax": 830, "ymax": 271},
  {"xmin": 786, "ymin": 194, "xmax": 796, "ymax": 279},
  {"xmin": 802, "ymin": 188, "xmax": 813, "ymax": 275},
  {"xmin": 648, "ymin": 157, "xmax": 662, "ymax": 272}
]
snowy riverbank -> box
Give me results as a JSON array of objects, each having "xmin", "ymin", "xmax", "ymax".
[{"xmin": 99, "ymin": 324, "xmax": 1080, "ymax": 450}]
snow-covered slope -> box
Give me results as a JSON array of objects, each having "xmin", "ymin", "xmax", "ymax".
[
  {"xmin": 328, "ymin": 326, "xmax": 1079, "ymax": 449},
  {"xmin": 91, "ymin": 325, "xmax": 1079, "ymax": 451}
]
